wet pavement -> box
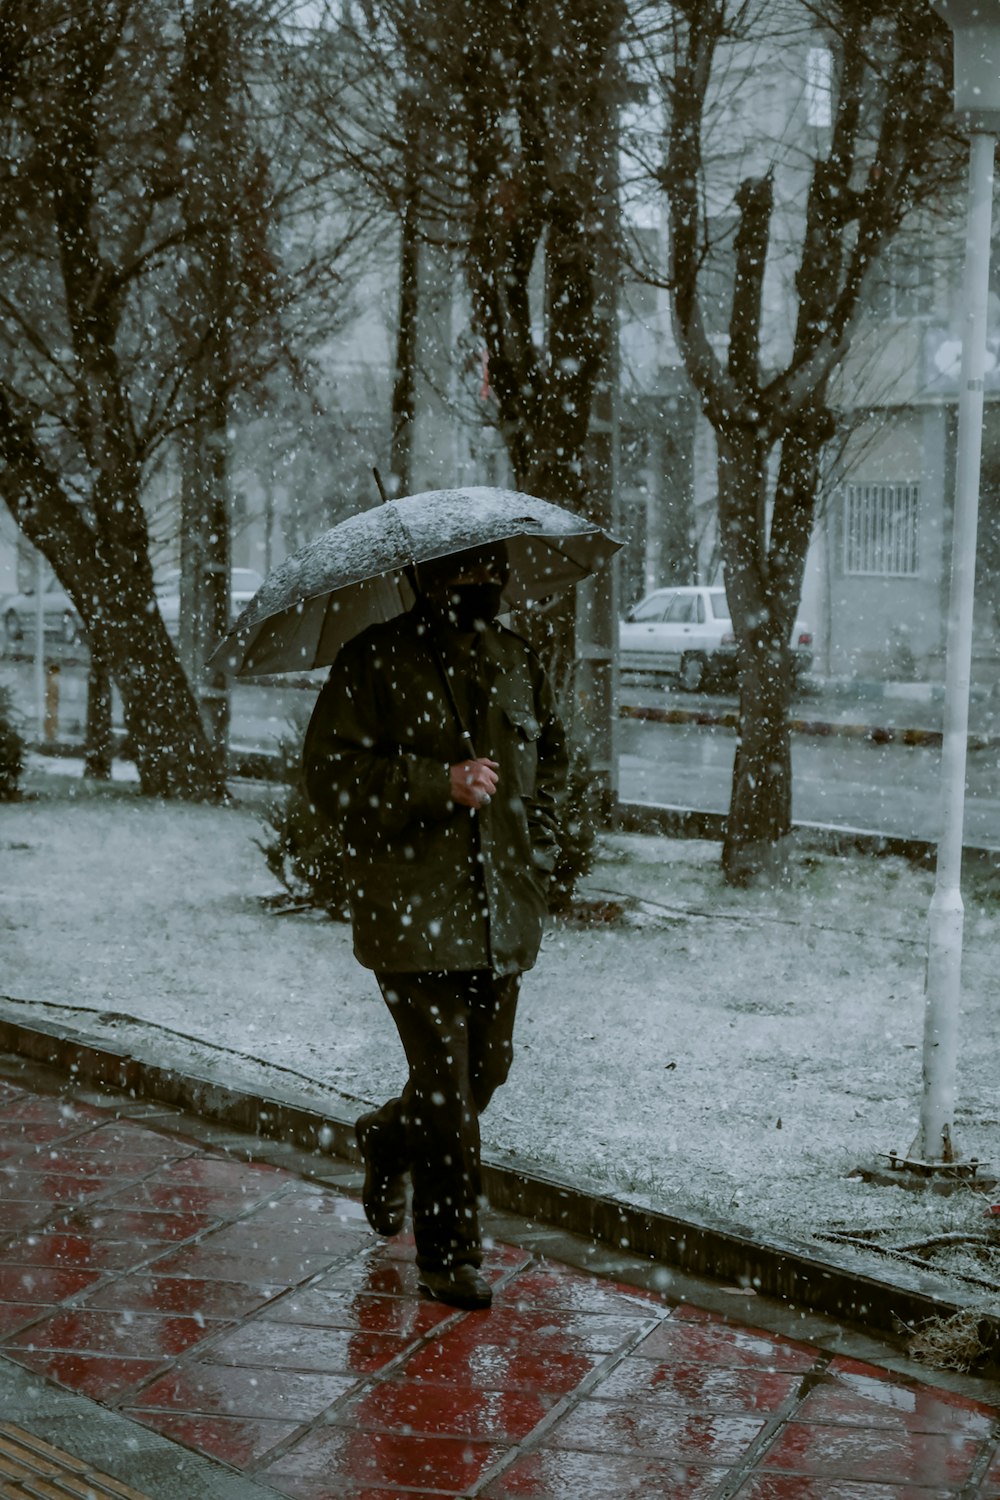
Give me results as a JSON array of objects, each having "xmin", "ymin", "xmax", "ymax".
[{"xmin": 1, "ymin": 1058, "xmax": 998, "ymax": 1498}]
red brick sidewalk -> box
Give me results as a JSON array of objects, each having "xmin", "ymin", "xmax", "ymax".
[{"xmin": 0, "ymin": 1069, "xmax": 997, "ymax": 1498}]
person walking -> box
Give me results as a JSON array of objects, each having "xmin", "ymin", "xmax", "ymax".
[{"xmin": 303, "ymin": 540, "xmax": 568, "ymax": 1309}]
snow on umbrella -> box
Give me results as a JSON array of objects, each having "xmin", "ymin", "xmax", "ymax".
[{"xmin": 209, "ymin": 486, "xmax": 621, "ymax": 677}]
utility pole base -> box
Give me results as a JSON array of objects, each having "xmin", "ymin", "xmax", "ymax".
[{"xmin": 853, "ymin": 1152, "xmax": 997, "ymax": 1195}]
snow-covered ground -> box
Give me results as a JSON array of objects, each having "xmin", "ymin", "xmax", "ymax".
[{"xmin": 3, "ymin": 759, "xmax": 999, "ymax": 1304}]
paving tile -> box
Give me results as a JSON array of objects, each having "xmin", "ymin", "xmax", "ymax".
[
  {"xmin": 190, "ymin": 1221, "xmax": 369, "ymax": 1259},
  {"xmin": 251, "ymin": 1189, "xmax": 368, "ymax": 1223},
  {"xmin": 81, "ymin": 1273, "xmax": 284, "ymax": 1318},
  {"xmin": 257, "ymin": 1287, "xmax": 453, "ymax": 1337},
  {"xmin": 757, "ymin": 1420, "xmax": 982, "ymax": 1485},
  {"xmin": 589, "ymin": 1354, "xmax": 802, "ymax": 1413},
  {"xmin": 797, "ymin": 1360, "xmax": 995, "ymax": 1437},
  {"xmin": 632, "ymin": 1318, "xmax": 819, "ymax": 1372},
  {"xmin": 0, "ymin": 1168, "xmax": 116, "ymax": 1202},
  {"xmin": 3, "ymin": 1306, "xmax": 228, "ymax": 1359},
  {"xmin": 0, "ymin": 1232, "xmax": 171, "ymax": 1271},
  {"xmin": 132, "ymin": 1362, "xmax": 358, "ymax": 1420},
  {"xmin": 205, "ymin": 1320, "xmax": 415, "ymax": 1375},
  {"xmin": 542, "ymin": 1401, "xmax": 766, "ymax": 1463},
  {"xmin": 0, "ymin": 1200, "xmax": 62, "ymax": 1233},
  {"xmin": 61, "ymin": 1122, "xmax": 198, "ymax": 1155},
  {"xmin": 314, "ymin": 1256, "xmax": 432, "ymax": 1300},
  {"xmin": 101, "ymin": 1180, "xmax": 268, "ymax": 1216},
  {"xmin": 479, "ymin": 1449, "xmax": 728, "ymax": 1498},
  {"xmin": 0, "ymin": 1264, "xmax": 99, "ymax": 1302},
  {"xmin": 979, "ymin": 1441, "xmax": 1000, "ymax": 1498},
  {"xmin": 0, "ymin": 1120, "xmax": 97, "ymax": 1146},
  {"xmin": 2, "ymin": 1347, "xmax": 168, "ymax": 1401},
  {"xmin": 332, "ymin": 1378, "xmax": 553, "ymax": 1442},
  {"xmin": 5, "ymin": 1149, "xmax": 160, "ymax": 1179},
  {"xmin": 0, "ymin": 1301, "xmax": 48, "ymax": 1338},
  {"xmin": 145, "ymin": 1243, "xmax": 350, "ymax": 1283},
  {"xmin": 444, "ymin": 1303, "xmax": 658, "ymax": 1355},
  {"xmin": 51, "ymin": 1206, "xmax": 219, "ymax": 1242},
  {"xmin": 493, "ymin": 1264, "xmax": 663, "ymax": 1317},
  {"xmin": 0, "ymin": 1097, "xmax": 103, "ymax": 1125},
  {"xmin": 125, "ymin": 1409, "xmax": 300, "ymax": 1467},
  {"xmin": 734, "ymin": 1478, "xmax": 958, "ymax": 1499},
  {"xmin": 398, "ymin": 1333, "xmax": 602, "ymax": 1396},
  {"xmin": 257, "ymin": 1426, "xmax": 507, "ymax": 1496},
  {"xmin": 150, "ymin": 1156, "xmax": 290, "ymax": 1188}
]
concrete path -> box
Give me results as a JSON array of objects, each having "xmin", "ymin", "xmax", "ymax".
[{"xmin": 1, "ymin": 1056, "xmax": 998, "ymax": 1499}]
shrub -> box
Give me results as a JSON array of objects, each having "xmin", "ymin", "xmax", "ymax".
[
  {"xmin": 257, "ymin": 710, "xmax": 349, "ymax": 918},
  {"xmin": 0, "ymin": 685, "xmax": 25, "ymax": 801}
]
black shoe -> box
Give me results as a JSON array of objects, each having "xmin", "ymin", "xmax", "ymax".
[
  {"xmin": 355, "ymin": 1112, "xmax": 406, "ymax": 1237},
  {"xmin": 418, "ymin": 1264, "xmax": 493, "ymax": 1310}
]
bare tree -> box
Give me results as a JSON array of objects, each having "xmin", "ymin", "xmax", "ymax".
[
  {"xmin": 311, "ymin": 0, "xmax": 625, "ymax": 690},
  {"xmin": 0, "ymin": 0, "xmax": 363, "ymax": 796},
  {"xmin": 650, "ymin": 0, "xmax": 954, "ymax": 880}
]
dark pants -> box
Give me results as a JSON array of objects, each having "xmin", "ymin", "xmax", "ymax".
[{"xmin": 369, "ymin": 969, "xmax": 520, "ymax": 1270}]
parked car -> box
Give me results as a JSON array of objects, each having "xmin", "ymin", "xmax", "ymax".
[
  {"xmin": 3, "ymin": 576, "xmax": 83, "ymax": 648},
  {"xmin": 155, "ymin": 567, "xmax": 264, "ymax": 637},
  {"xmin": 619, "ymin": 585, "xmax": 814, "ymax": 691}
]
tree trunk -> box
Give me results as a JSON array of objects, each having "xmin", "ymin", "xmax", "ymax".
[
  {"xmin": 111, "ymin": 609, "xmax": 227, "ymax": 800},
  {"xmin": 390, "ymin": 150, "xmax": 420, "ymax": 497},
  {"xmin": 83, "ymin": 639, "xmax": 112, "ymax": 781},
  {"xmin": 724, "ymin": 643, "xmax": 793, "ymax": 885},
  {"xmin": 716, "ymin": 423, "xmax": 794, "ymax": 884}
]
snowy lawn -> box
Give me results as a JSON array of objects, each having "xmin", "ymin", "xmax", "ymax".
[{"xmin": 3, "ymin": 763, "xmax": 1000, "ymax": 1303}]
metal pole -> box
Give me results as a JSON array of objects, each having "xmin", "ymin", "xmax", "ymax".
[
  {"xmin": 33, "ymin": 549, "xmax": 44, "ymax": 742},
  {"xmin": 911, "ymin": 129, "xmax": 996, "ymax": 1163}
]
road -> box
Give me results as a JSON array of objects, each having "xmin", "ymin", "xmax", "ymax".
[{"xmin": 5, "ymin": 652, "xmax": 1000, "ymax": 846}]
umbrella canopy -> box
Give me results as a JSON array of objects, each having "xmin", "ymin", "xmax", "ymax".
[{"xmin": 209, "ymin": 486, "xmax": 621, "ymax": 677}]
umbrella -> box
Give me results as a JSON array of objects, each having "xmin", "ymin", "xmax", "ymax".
[{"xmin": 209, "ymin": 486, "xmax": 621, "ymax": 678}]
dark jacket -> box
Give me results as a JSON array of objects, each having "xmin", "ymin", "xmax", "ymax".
[{"xmin": 303, "ymin": 609, "xmax": 569, "ymax": 975}]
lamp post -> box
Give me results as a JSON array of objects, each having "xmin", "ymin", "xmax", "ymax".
[{"xmin": 911, "ymin": 2, "xmax": 1000, "ymax": 1167}]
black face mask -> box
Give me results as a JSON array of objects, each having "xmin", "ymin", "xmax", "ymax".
[{"xmin": 434, "ymin": 581, "xmax": 505, "ymax": 633}]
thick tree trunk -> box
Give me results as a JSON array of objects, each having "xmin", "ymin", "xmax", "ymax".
[
  {"xmin": 724, "ymin": 644, "xmax": 793, "ymax": 885},
  {"xmin": 716, "ymin": 425, "xmax": 794, "ymax": 884},
  {"xmin": 111, "ymin": 609, "xmax": 227, "ymax": 800}
]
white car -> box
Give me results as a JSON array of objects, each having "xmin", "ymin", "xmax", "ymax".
[
  {"xmin": 155, "ymin": 567, "xmax": 264, "ymax": 637},
  {"xmin": 3, "ymin": 576, "xmax": 83, "ymax": 647},
  {"xmin": 619, "ymin": 585, "xmax": 814, "ymax": 691}
]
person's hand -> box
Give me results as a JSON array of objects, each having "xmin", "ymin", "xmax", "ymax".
[{"xmin": 450, "ymin": 757, "xmax": 499, "ymax": 809}]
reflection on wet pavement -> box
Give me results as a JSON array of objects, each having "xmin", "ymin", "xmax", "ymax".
[{"xmin": 0, "ymin": 1071, "xmax": 997, "ymax": 1498}]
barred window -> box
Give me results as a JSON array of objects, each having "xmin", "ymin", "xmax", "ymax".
[{"xmin": 844, "ymin": 483, "xmax": 920, "ymax": 577}]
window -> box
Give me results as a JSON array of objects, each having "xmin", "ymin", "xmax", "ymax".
[
  {"xmin": 664, "ymin": 593, "xmax": 697, "ymax": 623},
  {"xmin": 806, "ymin": 47, "xmax": 833, "ymax": 128},
  {"xmin": 843, "ymin": 483, "xmax": 920, "ymax": 576},
  {"xmin": 708, "ymin": 590, "xmax": 730, "ymax": 619},
  {"xmin": 871, "ymin": 238, "xmax": 933, "ymax": 320},
  {"xmin": 632, "ymin": 593, "xmax": 670, "ymax": 622}
]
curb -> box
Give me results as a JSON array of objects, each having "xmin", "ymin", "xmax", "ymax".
[
  {"xmin": 1, "ymin": 1005, "xmax": 996, "ymax": 1357},
  {"xmin": 614, "ymin": 802, "xmax": 1000, "ymax": 866},
  {"xmin": 619, "ymin": 701, "xmax": 1000, "ymax": 752}
]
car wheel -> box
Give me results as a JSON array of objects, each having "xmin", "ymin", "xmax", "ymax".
[
  {"xmin": 679, "ymin": 653, "xmax": 705, "ymax": 692},
  {"xmin": 4, "ymin": 610, "xmax": 22, "ymax": 646}
]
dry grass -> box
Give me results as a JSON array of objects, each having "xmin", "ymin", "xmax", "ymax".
[{"xmin": 906, "ymin": 1308, "xmax": 995, "ymax": 1372}]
